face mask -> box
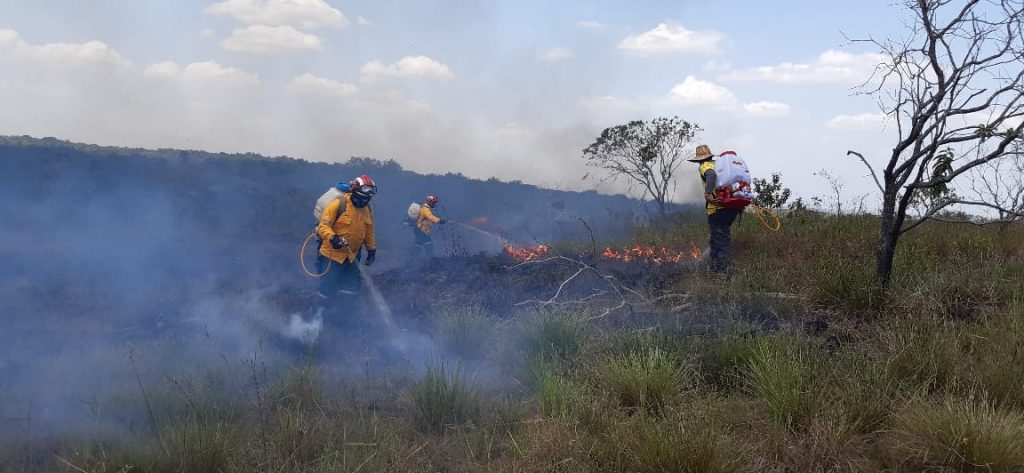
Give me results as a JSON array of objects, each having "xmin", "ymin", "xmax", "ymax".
[{"xmin": 351, "ymin": 191, "xmax": 373, "ymax": 208}]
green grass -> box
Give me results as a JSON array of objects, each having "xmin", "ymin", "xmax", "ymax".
[
  {"xmin": 518, "ymin": 310, "xmax": 586, "ymax": 363},
  {"xmin": 406, "ymin": 361, "xmax": 481, "ymax": 434},
  {"xmin": 596, "ymin": 347, "xmax": 689, "ymax": 414},
  {"xmin": 890, "ymin": 394, "xmax": 1024, "ymax": 472},
  {"xmin": 437, "ymin": 305, "xmax": 496, "ymax": 359},
  {"xmin": 698, "ymin": 332, "xmax": 762, "ymax": 391},
  {"xmin": 534, "ymin": 368, "xmax": 588, "ymax": 419},
  {"xmin": 744, "ymin": 337, "xmax": 817, "ymax": 430},
  {"xmin": 622, "ymin": 418, "xmax": 745, "ymax": 473}
]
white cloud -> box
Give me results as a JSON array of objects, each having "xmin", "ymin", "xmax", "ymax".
[
  {"xmin": 0, "ymin": 28, "xmax": 128, "ymax": 69},
  {"xmin": 288, "ymin": 73, "xmax": 357, "ymax": 96},
  {"xmin": 541, "ymin": 47, "xmax": 573, "ymax": 61},
  {"xmin": 184, "ymin": 61, "xmax": 262, "ymax": 86},
  {"xmin": 0, "ymin": 29, "xmax": 19, "ymax": 47},
  {"xmin": 204, "ymin": 0, "xmax": 348, "ymax": 29},
  {"xmin": 221, "ymin": 25, "xmax": 323, "ymax": 53},
  {"xmin": 668, "ymin": 76, "xmax": 737, "ymax": 107},
  {"xmin": 826, "ymin": 112, "xmax": 888, "ymax": 131},
  {"xmin": 143, "ymin": 60, "xmax": 261, "ymax": 86},
  {"xmin": 143, "ymin": 61, "xmax": 181, "ymax": 77},
  {"xmin": 360, "ymin": 55, "xmax": 454, "ymax": 82},
  {"xmin": 721, "ymin": 50, "xmax": 884, "ymax": 84},
  {"xmin": 577, "ymin": 20, "xmax": 605, "ymax": 29},
  {"xmin": 357, "ymin": 16, "xmax": 371, "ymax": 26},
  {"xmin": 742, "ymin": 101, "xmax": 792, "ymax": 117},
  {"xmin": 618, "ymin": 23, "xmax": 723, "ymax": 57}
]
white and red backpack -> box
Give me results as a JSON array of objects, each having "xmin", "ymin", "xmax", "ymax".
[{"xmin": 713, "ymin": 151, "xmax": 754, "ymax": 209}]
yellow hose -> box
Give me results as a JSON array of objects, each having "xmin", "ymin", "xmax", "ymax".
[
  {"xmin": 300, "ymin": 231, "xmax": 332, "ymax": 278},
  {"xmin": 751, "ymin": 205, "xmax": 781, "ymax": 232}
]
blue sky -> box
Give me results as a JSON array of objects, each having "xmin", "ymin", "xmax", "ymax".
[{"xmin": 0, "ymin": 0, "xmax": 910, "ymax": 205}]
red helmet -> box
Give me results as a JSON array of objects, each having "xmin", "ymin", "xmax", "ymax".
[
  {"xmin": 425, "ymin": 195, "xmax": 439, "ymax": 206},
  {"xmin": 349, "ymin": 175, "xmax": 377, "ymax": 207},
  {"xmin": 350, "ymin": 175, "xmax": 376, "ymax": 193}
]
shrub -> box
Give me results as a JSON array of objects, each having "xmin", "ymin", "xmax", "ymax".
[
  {"xmin": 406, "ymin": 361, "xmax": 481, "ymax": 433},
  {"xmin": 890, "ymin": 394, "xmax": 1024, "ymax": 472}
]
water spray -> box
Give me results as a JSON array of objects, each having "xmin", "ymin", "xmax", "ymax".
[
  {"xmin": 455, "ymin": 222, "xmax": 511, "ymax": 246},
  {"xmin": 346, "ymin": 248, "xmax": 396, "ymax": 331},
  {"xmin": 298, "ymin": 233, "xmax": 396, "ymax": 331}
]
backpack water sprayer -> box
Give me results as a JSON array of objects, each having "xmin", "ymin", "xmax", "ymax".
[
  {"xmin": 714, "ymin": 151, "xmax": 780, "ymax": 232},
  {"xmin": 712, "ymin": 151, "xmax": 754, "ymax": 210},
  {"xmin": 301, "ymin": 182, "xmax": 351, "ymax": 278}
]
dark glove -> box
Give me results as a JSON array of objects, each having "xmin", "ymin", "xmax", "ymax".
[
  {"xmin": 439, "ymin": 218, "xmax": 448, "ymax": 224},
  {"xmin": 364, "ymin": 249, "xmax": 376, "ymax": 266},
  {"xmin": 330, "ymin": 235, "xmax": 348, "ymax": 249}
]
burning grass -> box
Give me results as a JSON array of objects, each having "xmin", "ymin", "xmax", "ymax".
[
  {"xmin": 502, "ymin": 243, "xmax": 551, "ymax": 263},
  {"xmin": 601, "ymin": 243, "xmax": 702, "ymax": 264}
]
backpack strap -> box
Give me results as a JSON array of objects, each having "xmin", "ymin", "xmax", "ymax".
[
  {"xmin": 332, "ymin": 196, "xmax": 372, "ymax": 224},
  {"xmin": 334, "ymin": 196, "xmax": 348, "ymax": 225}
]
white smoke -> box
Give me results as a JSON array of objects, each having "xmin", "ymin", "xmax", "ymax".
[{"xmin": 283, "ymin": 310, "xmax": 323, "ymax": 345}]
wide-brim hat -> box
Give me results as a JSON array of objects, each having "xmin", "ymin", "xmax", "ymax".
[{"xmin": 688, "ymin": 144, "xmax": 714, "ymax": 162}]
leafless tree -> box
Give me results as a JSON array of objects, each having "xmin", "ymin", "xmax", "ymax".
[
  {"xmin": 815, "ymin": 169, "xmax": 847, "ymax": 216},
  {"xmin": 966, "ymin": 146, "xmax": 1024, "ymax": 226},
  {"xmin": 583, "ymin": 117, "xmax": 701, "ymax": 215},
  {"xmin": 847, "ymin": 0, "xmax": 1024, "ymax": 287}
]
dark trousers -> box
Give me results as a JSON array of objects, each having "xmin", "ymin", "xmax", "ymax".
[
  {"xmin": 314, "ymin": 254, "xmax": 361, "ymax": 318},
  {"xmin": 708, "ymin": 209, "xmax": 741, "ymax": 272},
  {"xmin": 412, "ymin": 228, "xmax": 433, "ymax": 258}
]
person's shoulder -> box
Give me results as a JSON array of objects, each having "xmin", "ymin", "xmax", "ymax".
[{"xmin": 699, "ymin": 161, "xmax": 715, "ymax": 173}]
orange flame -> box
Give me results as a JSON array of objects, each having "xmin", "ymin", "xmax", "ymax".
[
  {"xmin": 504, "ymin": 244, "xmax": 551, "ymax": 262},
  {"xmin": 601, "ymin": 243, "xmax": 702, "ymax": 264},
  {"xmin": 467, "ymin": 216, "xmax": 489, "ymax": 226}
]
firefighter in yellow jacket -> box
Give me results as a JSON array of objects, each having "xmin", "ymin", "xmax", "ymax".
[
  {"xmin": 315, "ymin": 175, "xmax": 377, "ymax": 312},
  {"xmin": 413, "ymin": 195, "xmax": 448, "ymax": 258},
  {"xmin": 689, "ymin": 145, "xmax": 741, "ymax": 272}
]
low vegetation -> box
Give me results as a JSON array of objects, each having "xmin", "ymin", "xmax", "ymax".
[{"xmin": 5, "ymin": 211, "xmax": 1024, "ymax": 472}]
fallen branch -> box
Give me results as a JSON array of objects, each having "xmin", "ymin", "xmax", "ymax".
[{"xmin": 508, "ymin": 255, "xmax": 649, "ymax": 318}]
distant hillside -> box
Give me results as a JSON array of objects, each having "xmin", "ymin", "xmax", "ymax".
[{"xmin": 0, "ymin": 135, "xmax": 665, "ymax": 278}]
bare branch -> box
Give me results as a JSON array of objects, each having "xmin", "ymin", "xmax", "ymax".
[{"xmin": 847, "ymin": 150, "xmax": 885, "ymax": 193}]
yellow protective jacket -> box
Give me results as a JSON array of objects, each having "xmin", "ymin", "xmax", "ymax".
[
  {"xmin": 417, "ymin": 204, "xmax": 442, "ymax": 234},
  {"xmin": 699, "ymin": 161, "xmax": 720, "ymax": 215},
  {"xmin": 317, "ymin": 193, "xmax": 376, "ymax": 264}
]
